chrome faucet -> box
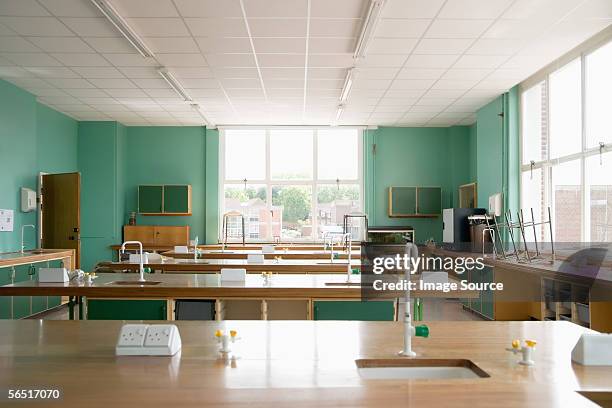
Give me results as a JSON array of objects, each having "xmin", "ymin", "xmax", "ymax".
[
  {"xmin": 193, "ymin": 235, "xmax": 199, "ymax": 260},
  {"xmin": 342, "ymin": 233, "xmax": 352, "ymax": 281},
  {"xmin": 399, "ymin": 242, "xmax": 429, "ymax": 357},
  {"xmin": 120, "ymin": 240, "xmax": 145, "ymax": 282},
  {"xmin": 20, "ymin": 224, "xmax": 35, "ymax": 253}
]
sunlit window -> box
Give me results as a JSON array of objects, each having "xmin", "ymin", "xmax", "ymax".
[{"xmin": 221, "ymin": 128, "xmax": 362, "ymax": 242}]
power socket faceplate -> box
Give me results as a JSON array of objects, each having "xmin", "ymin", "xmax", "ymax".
[
  {"xmin": 116, "ymin": 324, "xmax": 181, "ymax": 356},
  {"xmin": 117, "ymin": 324, "xmax": 148, "ymax": 347}
]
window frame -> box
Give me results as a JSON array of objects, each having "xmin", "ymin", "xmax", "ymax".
[
  {"xmin": 519, "ymin": 35, "xmax": 612, "ymax": 242},
  {"xmin": 218, "ymin": 126, "xmax": 364, "ymax": 243}
]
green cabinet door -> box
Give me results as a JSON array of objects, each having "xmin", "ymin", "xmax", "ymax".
[
  {"xmin": 164, "ymin": 185, "xmax": 189, "ymax": 213},
  {"xmin": 87, "ymin": 299, "xmax": 167, "ymax": 320},
  {"xmin": 481, "ymin": 267, "xmax": 494, "ymax": 320},
  {"xmin": 389, "ymin": 187, "xmax": 417, "ymax": 216},
  {"xmin": 470, "ymin": 268, "xmax": 482, "ymax": 315},
  {"xmin": 13, "ymin": 265, "xmax": 32, "ymax": 319},
  {"xmin": 417, "ymin": 187, "xmax": 441, "ymax": 215},
  {"xmin": 30, "ymin": 265, "xmax": 48, "ymax": 315},
  {"xmin": 313, "ymin": 301, "xmax": 395, "ymax": 321},
  {"xmin": 460, "ymin": 269, "xmax": 470, "ymax": 309},
  {"xmin": 0, "ymin": 267, "xmax": 12, "ymax": 319},
  {"xmin": 138, "ymin": 185, "xmax": 163, "ymax": 214},
  {"xmin": 47, "ymin": 260, "xmax": 62, "ymax": 309}
]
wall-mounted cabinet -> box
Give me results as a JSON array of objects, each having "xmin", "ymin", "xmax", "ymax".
[
  {"xmin": 388, "ymin": 186, "xmax": 441, "ymax": 218},
  {"xmin": 123, "ymin": 225, "xmax": 190, "ymax": 246},
  {"xmin": 138, "ymin": 185, "xmax": 191, "ymax": 216}
]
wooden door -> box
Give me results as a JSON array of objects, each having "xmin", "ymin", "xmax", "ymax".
[{"xmin": 42, "ymin": 173, "xmax": 81, "ymax": 268}]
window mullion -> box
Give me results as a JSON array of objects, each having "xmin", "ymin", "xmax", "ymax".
[
  {"xmin": 312, "ymin": 129, "xmax": 318, "ymax": 240},
  {"xmin": 580, "ymin": 51, "xmax": 588, "ymax": 242},
  {"xmin": 266, "ymin": 129, "xmax": 272, "ymax": 241}
]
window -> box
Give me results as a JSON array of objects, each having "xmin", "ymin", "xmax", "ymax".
[
  {"xmin": 521, "ymin": 40, "xmax": 612, "ymax": 243},
  {"xmin": 220, "ymin": 128, "xmax": 363, "ymax": 242}
]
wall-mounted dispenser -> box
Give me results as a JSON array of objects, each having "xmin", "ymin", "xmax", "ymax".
[
  {"xmin": 21, "ymin": 188, "xmax": 36, "ymax": 213},
  {"xmin": 488, "ymin": 193, "xmax": 503, "ymax": 217}
]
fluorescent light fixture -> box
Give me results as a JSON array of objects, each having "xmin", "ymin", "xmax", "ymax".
[
  {"xmin": 90, "ymin": 0, "xmax": 154, "ymax": 58},
  {"xmin": 354, "ymin": 0, "xmax": 386, "ymax": 59},
  {"xmin": 340, "ymin": 68, "xmax": 355, "ymax": 103},
  {"xmin": 191, "ymin": 103, "xmax": 213, "ymax": 128},
  {"xmin": 158, "ymin": 68, "xmax": 193, "ymax": 102},
  {"xmin": 336, "ymin": 104, "xmax": 345, "ymax": 122}
]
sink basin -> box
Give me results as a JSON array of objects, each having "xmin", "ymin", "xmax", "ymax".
[
  {"xmin": 108, "ymin": 281, "xmax": 162, "ymax": 286},
  {"xmin": 356, "ymin": 359, "xmax": 489, "ymax": 380}
]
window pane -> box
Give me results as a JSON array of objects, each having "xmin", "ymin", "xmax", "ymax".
[
  {"xmin": 272, "ymin": 185, "xmax": 312, "ymax": 240},
  {"xmin": 551, "ymin": 160, "xmax": 582, "ymax": 242},
  {"xmin": 270, "ymin": 130, "xmax": 313, "ymax": 180},
  {"xmin": 316, "ymin": 184, "xmax": 361, "ymax": 240},
  {"xmin": 586, "ymin": 152, "xmax": 612, "ymax": 242},
  {"xmin": 317, "ymin": 129, "xmax": 359, "ymax": 180},
  {"xmin": 549, "ymin": 59, "xmax": 582, "ymax": 159},
  {"xmin": 224, "ymin": 184, "xmax": 269, "ymax": 240},
  {"xmin": 521, "ymin": 82, "xmax": 546, "ymax": 164},
  {"xmin": 586, "ymin": 41, "xmax": 612, "ymax": 148},
  {"xmin": 225, "ymin": 130, "xmax": 266, "ymax": 180},
  {"xmin": 521, "ymin": 168, "xmax": 545, "ymax": 242}
]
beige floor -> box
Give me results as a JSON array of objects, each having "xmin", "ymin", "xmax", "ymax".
[{"xmin": 30, "ymin": 298, "xmax": 483, "ymax": 321}]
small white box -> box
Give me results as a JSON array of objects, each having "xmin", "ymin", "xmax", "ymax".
[
  {"xmin": 39, "ymin": 268, "xmax": 69, "ymax": 283},
  {"xmin": 572, "ymin": 333, "xmax": 612, "ymax": 366},
  {"xmin": 261, "ymin": 245, "xmax": 275, "ymax": 254},
  {"xmin": 174, "ymin": 246, "xmax": 189, "ymax": 254},
  {"xmin": 221, "ymin": 268, "xmax": 246, "ymax": 281},
  {"xmin": 21, "ymin": 188, "xmax": 36, "ymax": 213},
  {"xmin": 129, "ymin": 253, "xmax": 149, "ymax": 264},
  {"xmin": 247, "ymin": 254, "xmax": 264, "ymax": 264}
]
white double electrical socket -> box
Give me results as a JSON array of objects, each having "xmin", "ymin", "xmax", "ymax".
[{"xmin": 116, "ymin": 324, "xmax": 181, "ymax": 356}]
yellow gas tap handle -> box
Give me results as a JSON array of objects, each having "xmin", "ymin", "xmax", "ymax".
[
  {"xmin": 215, "ymin": 330, "xmax": 223, "ymax": 338},
  {"xmin": 525, "ymin": 340, "xmax": 537, "ymax": 348},
  {"xmin": 511, "ymin": 339, "xmax": 520, "ymax": 349},
  {"xmin": 230, "ymin": 330, "xmax": 237, "ymax": 338}
]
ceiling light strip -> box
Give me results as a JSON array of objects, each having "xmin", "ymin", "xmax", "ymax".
[
  {"xmin": 90, "ymin": 0, "xmax": 155, "ymax": 58},
  {"xmin": 158, "ymin": 68, "xmax": 192, "ymax": 102},
  {"xmin": 191, "ymin": 103, "xmax": 213, "ymax": 128},
  {"xmin": 353, "ymin": 0, "xmax": 386, "ymax": 60},
  {"xmin": 340, "ymin": 68, "xmax": 355, "ymax": 103}
]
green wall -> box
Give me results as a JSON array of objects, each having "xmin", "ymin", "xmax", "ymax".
[
  {"xmin": 205, "ymin": 129, "xmax": 219, "ymax": 244},
  {"xmin": 123, "ymin": 126, "xmax": 206, "ymax": 240},
  {"xmin": 0, "ymin": 79, "xmax": 77, "ymax": 254},
  {"xmin": 364, "ymin": 126, "xmax": 475, "ymax": 243}
]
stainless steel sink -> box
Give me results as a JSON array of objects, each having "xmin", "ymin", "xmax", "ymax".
[
  {"xmin": 356, "ymin": 359, "xmax": 489, "ymax": 380},
  {"xmin": 108, "ymin": 281, "xmax": 162, "ymax": 285}
]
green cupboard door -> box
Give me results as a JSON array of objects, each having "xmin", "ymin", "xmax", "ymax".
[
  {"xmin": 13, "ymin": 265, "xmax": 32, "ymax": 319},
  {"xmin": 30, "ymin": 265, "xmax": 48, "ymax": 315},
  {"xmin": 481, "ymin": 267, "xmax": 495, "ymax": 320},
  {"xmin": 0, "ymin": 267, "xmax": 12, "ymax": 319},
  {"xmin": 460, "ymin": 269, "xmax": 470, "ymax": 308},
  {"xmin": 470, "ymin": 268, "xmax": 482, "ymax": 315},
  {"xmin": 87, "ymin": 299, "xmax": 167, "ymax": 320},
  {"xmin": 389, "ymin": 187, "xmax": 416, "ymax": 216},
  {"xmin": 46, "ymin": 260, "xmax": 62, "ymax": 309},
  {"xmin": 138, "ymin": 185, "xmax": 163, "ymax": 214},
  {"xmin": 313, "ymin": 301, "xmax": 395, "ymax": 321},
  {"xmin": 417, "ymin": 187, "xmax": 441, "ymax": 216},
  {"xmin": 163, "ymin": 185, "xmax": 189, "ymax": 214}
]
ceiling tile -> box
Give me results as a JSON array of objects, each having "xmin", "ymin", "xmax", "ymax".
[
  {"xmin": 64, "ymin": 88, "xmax": 109, "ymax": 97},
  {"xmin": 375, "ymin": 19, "xmax": 430, "ymax": 38},
  {"xmin": 442, "ymin": 68, "xmax": 492, "ymax": 80},
  {"xmin": 261, "ymin": 67, "xmax": 303, "ymax": 79},
  {"xmin": 353, "ymin": 78, "xmax": 393, "ymax": 89},
  {"xmin": 27, "ymin": 36, "xmax": 94, "ymax": 53},
  {"xmin": 414, "ymin": 38, "xmax": 473, "ymax": 54},
  {"xmin": 118, "ymin": 66, "xmax": 161, "ymax": 78},
  {"xmin": 184, "ymin": 18, "xmax": 247, "ymax": 36},
  {"xmin": 0, "ymin": 52, "xmax": 62, "ymax": 66},
  {"xmin": 103, "ymin": 53, "xmax": 158, "ymax": 66},
  {"xmin": 0, "ymin": 36, "xmax": 40, "ymax": 52},
  {"xmin": 244, "ymin": 0, "xmax": 307, "ymax": 17},
  {"xmin": 0, "ymin": 0, "xmax": 50, "ymax": 16},
  {"xmin": 39, "ymin": 0, "xmax": 100, "ymax": 17},
  {"xmin": 204, "ymin": 53, "xmax": 254, "ymax": 67},
  {"xmin": 432, "ymin": 79, "xmax": 480, "ymax": 90},
  {"xmin": 423, "ymin": 89, "xmax": 465, "ymax": 98},
  {"xmin": 438, "ymin": 0, "xmax": 513, "ymax": 19},
  {"xmin": 403, "ymin": 54, "xmax": 458, "ymax": 68},
  {"xmin": 307, "ymin": 67, "xmax": 346, "ymax": 79},
  {"xmin": 125, "ymin": 18, "xmax": 190, "ymax": 36},
  {"xmin": 130, "ymin": 78, "xmax": 170, "ymax": 88},
  {"xmin": 466, "ymin": 38, "xmax": 526, "ymax": 55},
  {"xmin": 156, "ymin": 53, "xmax": 207, "ymax": 67},
  {"xmin": 357, "ymin": 54, "xmax": 406, "ymax": 67},
  {"xmin": 88, "ymin": 77, "xmax": 137, "ymax": 88},
  {"xmin": 259, "ymin": 53, "xmax": 305, "ymax": 67},
  {"xmin": 72, "ymin": 66, "xmax": 125, "ymax": 78},
  {"xmin": 381, "ymin": 0, "xmax": 445, "ymax": 18},
  {"xmin": 104, "ymin": 88, "xmax": 149, "ymax": 97},
  {"xmin": 311, "ymin": 0, "xmax": 365, "ymax": 18},
  {"xmin": 453, "ymin": 55, "xmax": 507, "ymax": 69},
  {"xmin": 195, "ymin": 37, "xmax": 251, "ymax": 53},
  {"xmin": 180, "ymin": 78, "xmax": 219, "ymax": 88},
  {"xmin": 210, "ymin": 67, "xmax": 255, "ymax": 78},
  {"xmin": 568, "ymin": 0, "xmax": 612, "ymax": 19},
  {"xmin": 253, "ymin": 38, "xmax": 306, "ymax": 53},
  {"xmin": 502, "ymin": 0, "xmax": 580, "ymax": 20},
  {"xmin": 309, "ymin": 53, "xmax": 354, "ymax": 68},
  {"xmin": 61, "ymin": 17, "xmax": 120, "ymax": 37},
  {"xmin": 392, "ymin": 79, "xmax": 436, "ymax": 89},
  {"xmin": 24, "ymin": 66, "xmax": 79, "ymax": 78},
  {"xmin": 146, "ymin": 37, "xmax": 199, "ymax": 53},
  {"xmin": 0, "ymin": 16, "xmax": 73, "ymax": 36},
  {"xmin": 397, "ymin": 68, "xmax": 445, "ymax": 79},
  {"xmin": 308, "ymin": 37, "xmax": 355, "ymax": 54},
  {"xmin": 143, "ymin": 88, "xmax": 177, "ymax": 97},
  {"xmin": 51, "ymin": 52, "xmax": 111, "ymax": 66},
  {"xmin": 483, "ymin": 19, "xmax": 550, "ymax": 40},
  {"xmin": 46, "ymin": 78, "xmax": 95, "ymax": 88},
  {"xmin": 249, "ymin": 18, "xmax": 307, "ymax": 36},
  {"xmin": 425, "ymin": 19, "xmax": 493, "ymax": 39},
  {"xmin": 223, "ymin": 78, "xmax": 263, "ymax": 88},
  {"xmin": 309, "ymin": 18, "xmax": 359, "ymax": 37},
  {"xmin": 112, "ymin": 0, "xmax": 179, "ymax": 17},
  {"xmin": 83, "ymin": 37, "xmax": 135, "ymax": 53},
  {"xmin": 356, "ymin": 67, "xmax": 399, "ymax": 79},
  {"xmin": 368, "ymin": 38, "xmax": 418, "ymax": 54},
  {"xmin": 173, "ymin": 0, "xmax": 242, "ymax": 17}
]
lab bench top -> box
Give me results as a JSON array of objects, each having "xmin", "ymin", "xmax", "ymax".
[
  {"xmin": 96, "ymin": 258, "xmax": 361, "ymax": 273},
  {"xmin": 110, "ymin": 243, "xmax": 361, "ymax": 251},
  {"xmin": 162, "ymin": 249, "xmax": 356, "ymax": 260},
  {"xmin": 0, "ymin": 249, "xmax": 74, "ymax": 268},
  {"xmin": 0, "ymin": 272, "xmax": 473, "ymax": 299},
  {"xmin": 0, "ymin": 320, "xmax": 609, "ymax": 407}
]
